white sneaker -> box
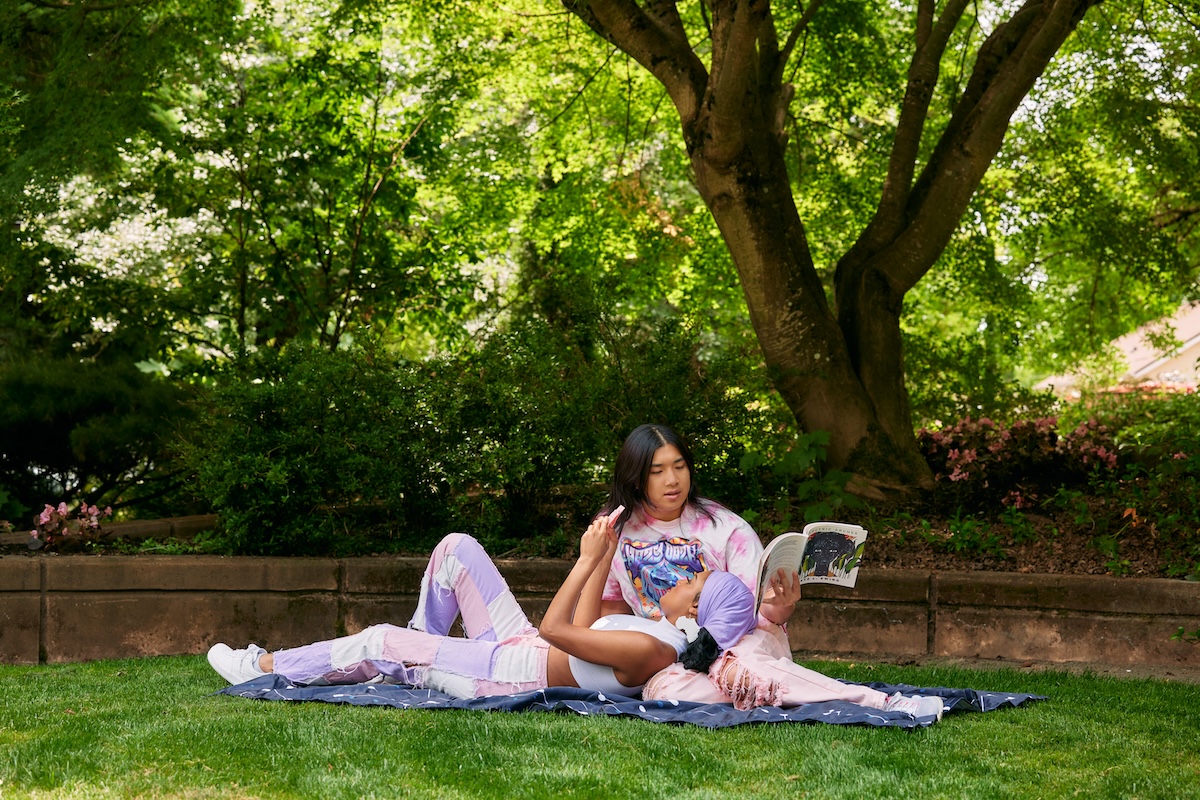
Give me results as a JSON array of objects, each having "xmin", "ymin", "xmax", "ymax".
[
  {"xmin": 207, "ymin": 643, "xmax": 268, "ymax": 685},
  {"xmin": 885, "ymin": 692, "xmax": 944, "ymax": 720}
]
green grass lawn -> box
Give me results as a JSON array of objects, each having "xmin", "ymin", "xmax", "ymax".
[{"xmin": 0, "ymin": 656, "xmax": 1196, "ymax": 799}]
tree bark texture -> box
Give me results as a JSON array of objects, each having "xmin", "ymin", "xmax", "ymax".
[{"xmin": 563, "ymin": 0, "xmax": 1100, "ymax": 492}]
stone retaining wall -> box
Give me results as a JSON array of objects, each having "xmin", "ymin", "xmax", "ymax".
[{"xmin": 2, "ymin": 553, "xmax": 1198, "ymax": 670}]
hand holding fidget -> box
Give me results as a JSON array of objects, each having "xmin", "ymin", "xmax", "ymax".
[{"xmin": 579, "ymin": 504, "xmax": 624, "ymax": 560}]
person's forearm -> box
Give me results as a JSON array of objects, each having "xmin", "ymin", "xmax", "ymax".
[
  {"xmin": 573, "ymin": 546, "xmax": 616, "ymax": 628},
  {"xmin": 759, "ymin": 600, "xmax": 796, "ymax": 626}
]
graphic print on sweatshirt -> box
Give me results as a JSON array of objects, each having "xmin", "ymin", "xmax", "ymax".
[{"xmin": 620, "ymin": 537, "xmax": 710, "ymax": 617}]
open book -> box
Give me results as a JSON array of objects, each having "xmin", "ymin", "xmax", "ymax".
[{"xmin": 755, "ymin": 522, "xmax": 868, "ymax": 608}]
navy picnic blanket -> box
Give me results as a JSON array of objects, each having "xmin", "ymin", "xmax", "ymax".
[{"xmin": 216, "ymin": 674, "xmax": 1045, "ymax": 729}]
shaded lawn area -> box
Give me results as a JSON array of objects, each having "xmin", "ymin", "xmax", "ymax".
[{"xmin": 0, "ymin": 655, "xmax": 1196, "ymax": 799}]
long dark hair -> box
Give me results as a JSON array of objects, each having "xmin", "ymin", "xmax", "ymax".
[{"xmin": 603, "ymin": 424, "xmax": 714, "ymax": 530}]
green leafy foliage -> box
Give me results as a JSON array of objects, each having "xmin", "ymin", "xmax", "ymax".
[
  {"xmin": 736, "ymin": 430, "xmax": 862, "ymax": 538},
  {"xmin": 0, "ymin": 358, "xmax": 192, "ymax": 521},
  {"xmin": 175, "ymin": 310, "xmax": 788, "ymax": 555},
  {"xmin": 177, "ymin": 343, "xmax": 446, "ymax": 556}
]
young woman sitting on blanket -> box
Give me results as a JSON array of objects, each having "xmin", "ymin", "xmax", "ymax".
[
  {"xmin": 595, "ymin": 423, "xmax": 944, "ymax": 720},
  {"xmin": 206, "ymin": 513, "xmax": 757, "ymax": 699},
  {"xmin": 597, "ymin": 423, "xmax": 803, "ymax": 627}
]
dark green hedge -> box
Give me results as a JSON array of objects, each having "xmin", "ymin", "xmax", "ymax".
[{"xmin": 175, "ymin": 318, "xmax": 847, "ymax": 556}]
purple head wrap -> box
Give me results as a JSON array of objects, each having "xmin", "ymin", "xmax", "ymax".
[{"xmin": 696, "ymin": 571, "xmax": 756, "ymax": 650}]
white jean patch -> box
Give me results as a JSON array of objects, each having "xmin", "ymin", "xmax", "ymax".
[
  {"xmin": 329, "ymin": 624, "xmax": 388, "ymax": 669},
  {"xmin": 487, "ymin": 591, "xmax": 534, "ymax": 640},
  {"xmin": 490, "ymin": 641, "xmax": 542, "ymax": 684},
  {"xmin": 424, "ymin": 669, "xmax": 475, "ymax": 699}
]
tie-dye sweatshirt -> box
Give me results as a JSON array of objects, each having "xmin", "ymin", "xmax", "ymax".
[{"xmin": 602, "ymin": 500, "xmax": 764, "ymax": 619}]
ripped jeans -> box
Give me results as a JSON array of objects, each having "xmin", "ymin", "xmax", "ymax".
[{"xmin": 270, "ymin": 533, "xmax": 548, "ymax": 698}]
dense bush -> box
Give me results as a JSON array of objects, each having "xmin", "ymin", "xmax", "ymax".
[
  {"xmin": 173, "ymin": 317, "xmax": 838, "ymax": 556},
  {"xmin": 918, "ymin": 391, "xmax": 1200, "ymax": 576},
  {"xmin": 917, "ymin": 415, "xmax": 1121, "ymax": 512},
  {"xmin": 1059, "ymin": 387, "xmax": 1200, "ymax": 461},
  {"xmin": 1075, "ymin": 390, "xmax": 1200, "ymax": 577},
  {"xmin": 176, "ymin": 345, "xmax": 446, "ymax": 556},
  {"xmin": 0, "ymin": 358, "xmax": 193, "ymax": 523}
]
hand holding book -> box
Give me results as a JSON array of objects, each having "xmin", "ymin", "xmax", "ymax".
[
  {"xmin": 755, "ymin": 522, "xmax": 868, "ymax": 611},
  {"xmin": 758, "ymin": 566, "xmax": 802, "ymax": 611}
]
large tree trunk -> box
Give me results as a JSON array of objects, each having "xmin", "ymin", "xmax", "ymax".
[
  {"xmin": 563, "ymin": 0, "xmax": 1099, "ymax": 494},
  {"xmin": 686, "ymin": 103, "xmax": 933, "ymax": 487}
]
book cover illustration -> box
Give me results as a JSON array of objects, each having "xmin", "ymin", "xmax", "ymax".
[{"xmin": 755, "ymin": 522, "xmax": 868, "ymax": 608}]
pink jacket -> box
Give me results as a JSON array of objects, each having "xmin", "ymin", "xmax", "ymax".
[{"xmin": 643, "ymin": 625, "xmax": 889, "ymax": 711}]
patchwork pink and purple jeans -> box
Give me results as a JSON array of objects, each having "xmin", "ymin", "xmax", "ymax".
[{"xmin": 271, "ymin": 533, "xmax": 548, "ymax": 698}]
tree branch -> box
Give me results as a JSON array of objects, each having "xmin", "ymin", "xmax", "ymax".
[
  {"xmin": 644, "ymin": 0, "xmax": 693, "ymax": 51},
  {"xmin": 873, "ymin": 0, "xmax": 972, "ymax": 238},
  {"xmin": 709, "ymin": 0, "xmax": 770, "ymax": 108},
  {"xmin": 890, "ymin": 0, "xmax": 1099, "ymax": 292},
  {"xmin": 777, "ymin": 0, "xmax": 825, "ymax": 71},
  {"xmin": 562, "ymin": 0, "xmax": 708, "ymax": 122},
  {"xmin": 837, "ymin": 0, "xmax": 971, "ymax": 281},
  {"xmin": 915, "ymin": 0, "xmax": 933, "ymax": 50},
  {"xmin": 703, "ymin": 0, "xmax": 773, "ymax": 158}
]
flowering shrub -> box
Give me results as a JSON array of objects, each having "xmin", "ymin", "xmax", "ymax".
[
  {"xmin": 29, "ymin": 502, "xmax": 113, "ymax": 549},
  {"xmin": 918, "ymin": 415, "xmax": 1120, "ymax": 511}
]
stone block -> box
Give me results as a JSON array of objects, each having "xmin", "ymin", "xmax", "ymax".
[
  {"xmin": 936, "ymin": 571, "xmax": 1200, "ymax": 615},
  {"xmin": 0, "ymin": 558, "xmax": 40, "ymax": 591},
  {"xmin": 0, "ymin": 593, "xmax": 40, "ymax": 664},
  {"xmin": 494, "ymin": 559, "xmax": 573, "ymax": 594},
  {"xmin": 787, "ymin": 600, "xmax": 928, "ymax": 657},
  {"xmin": 44, "ymin": 591, "xmax": 338, "ymax": 662},
  {"xmin": 341, "ymin": 557, "xmax": 427, "ymax": 594},
  {"xmin": 801, "ymin": 569, "xmax": 930, "ymax": 603},
  {"xmin": 340, "ymin": 556, "xmax": 571, "ymax": 596},
  {"xmin": 519, "ymin": 597, "xmax": 554, "ymax": 627},
  {"xmin": 46, "ymin": 556, "xmax": 338, "ymax": 592},
  {"xmin": 340, "ymin": 597, "xmax": 421, "ymax": 635},
  {"xmin": 935, "ymin": 607, "xmax": 1200, "ymax": 667},
  {"xmin": 99, "ymin": 514, "xmax": 219, "ymax": 541}
]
